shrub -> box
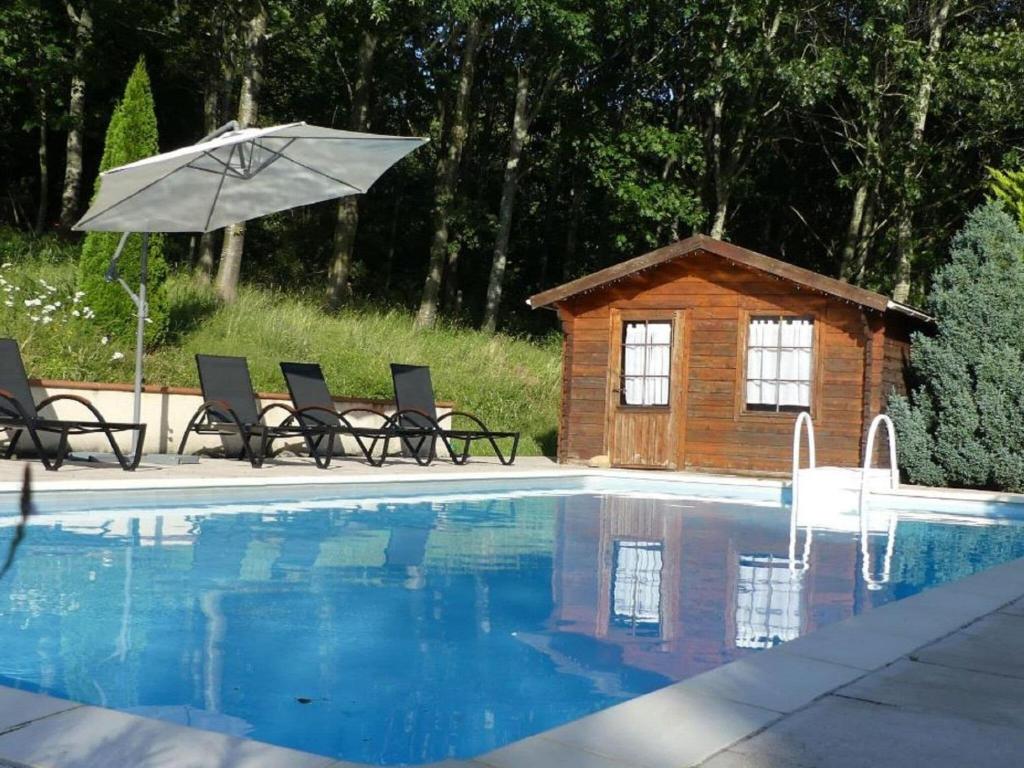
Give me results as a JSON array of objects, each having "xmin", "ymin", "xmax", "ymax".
[
  {"xmin": 77, "ymin": 58, "xmax": 168, "ymax": 346},
  {"xmin": 890, "ymin": 202, "xmax": 1024, "ymax": 490}
]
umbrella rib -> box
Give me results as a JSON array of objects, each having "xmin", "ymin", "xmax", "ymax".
[
  {"xmin": 276, "ymin": 152, "xmax": 366, "ymax": 194},
  {"xmin": 202, "ymin": 143, "xmax": 237, "ymax": 232},
  {"xmin": 75, "ymin": 163, "xmax": 192, "ymax": 230}
]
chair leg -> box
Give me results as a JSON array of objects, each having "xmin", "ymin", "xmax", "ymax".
[
  {"xmin": 3, "ymin": 430, "xmax": 22, "ymax": 459},
  {"xmin": 102, "ymin": 424, "xmax": 146, "ymax": 471}
]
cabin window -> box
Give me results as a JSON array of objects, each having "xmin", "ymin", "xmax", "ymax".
[
  {"xmin": 746, "ymin": 316, "xmax": 813, "ymax": 411},
  {"xmin": 620, "ymin": 321, "xmax": 672, "ymax": 407}
]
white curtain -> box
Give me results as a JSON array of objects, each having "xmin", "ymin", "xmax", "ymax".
[
  {"xmin": 622, "ymin": 322, "xmax": 671, "ymax": 406},
  {"xmin": 746, "ymin": 318, "xmax": 812, "ymax": 408}
]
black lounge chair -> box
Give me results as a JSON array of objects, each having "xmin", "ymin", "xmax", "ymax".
[
  {"xmin": 390, "ymin": 364, "xmax": 519, "ymax": 465},
  {"xmin": 0, "ymin": 338, "xmax": 146, "ymax": 471},
  {"xmin": 177, "ymin": 354, "xmax": 337, "ymax": 468},
  {"xmin": 279, "ymin": 361, "xmax": 401, "ymax": 467}
]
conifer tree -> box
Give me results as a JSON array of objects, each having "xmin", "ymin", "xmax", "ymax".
[
  {"xmin": 77, "ymin": 57, "xmax": 168, "ymax": 344},
  {"xmin": 890, "ymin": 202, "xmax": 1024, "ymax": 490}
]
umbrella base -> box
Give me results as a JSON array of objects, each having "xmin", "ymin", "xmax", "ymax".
[{"xmin": 77, "ymin": 452, "xmax": 200, "ymax": 465}]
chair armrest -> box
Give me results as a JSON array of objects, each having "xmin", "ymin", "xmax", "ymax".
[
  {"xmin": 35, "ymin": 393, "xmax": 110, "ymax": 424},
  {"xmin": 436, "ymin": 410, "xmax": 492, "ymax": 432}
]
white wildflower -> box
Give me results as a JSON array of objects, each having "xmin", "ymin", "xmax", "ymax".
[
  {"xmin": 111, "ymin": 351, "xmax": 125, "ymax": 361},
  {"xmin": 71, "ymin": 309, "xmax": 80, "ymax": 317},
  {"xmin": 0, "ymin": 262, "xmax": 10, "ymax": 268},
  {"xmin": 23, "ymin": 298, "xmax": 41, "ymax": 307},
  {"xmin": 41, "ymin": 316, "xmax": 52, "ymax": 325},
  {"xmin": 3, "ymin": 301, "xmax": 12, "ymax": 308},
  {"xmin": 42, "ymin": 304, "xmax": 56, "ymax": 313},
  {"xmin": 100, "ymin": 336, "xmax": 109, "ymax": 345},
  {"xmin": 29, "ymin": 315, "xmax": 39, "ymax": 322}
]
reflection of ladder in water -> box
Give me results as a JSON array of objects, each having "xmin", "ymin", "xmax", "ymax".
[{"xmin": 792, "ymin": 413, "xmax": 899, "ymax": 588}]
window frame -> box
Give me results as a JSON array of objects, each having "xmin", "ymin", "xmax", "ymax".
[
  {"xmin": 737, "ymin": 311, "xmax": 820, "ymax": 418},
  {"xmin": 617, "ymin": 318, "xmax": 674, "ymax": 409}
]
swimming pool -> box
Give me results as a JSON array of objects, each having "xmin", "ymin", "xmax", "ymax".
[{"xmin": 1, "ymin": 476, "xmax": 1023, "ymax": 765}]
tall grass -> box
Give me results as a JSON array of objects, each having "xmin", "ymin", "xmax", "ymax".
[{"xmin": 0, "ymin": 235, "xmax": 562, "ymax": 456}]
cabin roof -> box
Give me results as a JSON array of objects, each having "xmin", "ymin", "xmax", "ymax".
[{"xmin": 527, "ymin": 234, "xmax": 932, "ymax": 324}]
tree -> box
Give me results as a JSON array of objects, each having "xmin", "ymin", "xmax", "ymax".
[
  {"xmin": 415, "ymin": 14, "xmax": 487, "ymax": 330},
  {"xmin": 889, "ymin": 202, "xmax": 1024, "ymax": 490},
  {"xmin": 76, "ymin": 58, "xmax": 168, "ymax": 343},
  {"xmin": 215, "ymin": 0, "xmax": 268, "ymax": 303},
  {"xmin": 990, "ymin": 165, "xmax": 1024, "ymax": 229},
  {"xmin": 325, "ymin": 17, "xmax": 379, "ymax": 309},
  {"xmin": 57, "ymin": 0, "xmax": 93, "ymax": 230}
]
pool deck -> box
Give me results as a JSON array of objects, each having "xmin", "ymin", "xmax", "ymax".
[{"xmin": 0, "ymin": 457, "xmax": 1021, "ymax": 767}]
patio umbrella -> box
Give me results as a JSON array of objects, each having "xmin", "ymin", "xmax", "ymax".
[{"xmin": 72, "ymin": 121, "xmax": 427, "ymax": 454}]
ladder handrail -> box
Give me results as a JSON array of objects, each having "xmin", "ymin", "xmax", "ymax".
[
  {"xmin": 789, "ymin": 412, "xmax": 816, "ymax": 573},
  {"xmin": 858, "ymin": 413, "xmax": 899, "ymax": 589},
  {"xmin": 862, "ymin": 413, "xmax": 899, "ymax": 491},
  {"xmin": 791, "ymin": 411, "xmax": 816, "ymax": 510}
]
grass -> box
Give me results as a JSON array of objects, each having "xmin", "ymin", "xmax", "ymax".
[{"xmin": 0, "ymin": 236, "xmax": 562, "ymax": 456}]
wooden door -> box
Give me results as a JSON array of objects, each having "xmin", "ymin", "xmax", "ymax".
[{"xmin": 607, "ymin": 309, "xmax": 684, "ymax": 469}]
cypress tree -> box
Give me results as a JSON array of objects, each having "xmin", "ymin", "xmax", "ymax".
[
  {"xmin": 889, "ymin": 202, "xmax": 1024, "ymax": 490},
  {"xmin": 77, "ymin": 57, "xmax": 168, "ymax": 344}
]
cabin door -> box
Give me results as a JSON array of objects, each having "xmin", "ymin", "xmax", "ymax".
[{"xmin": 607, "ymin": 310, "xmax": 684, "ymax": 469}]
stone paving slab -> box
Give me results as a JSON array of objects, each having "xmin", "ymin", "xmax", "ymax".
[
  {"xmin": 1000, "ymin": 595, "xmax": 1024, "ymax": 616},
  {"xmin": 839, "ymin": 658, "xmax": 1024, "ymax": 729},
  {"xmin": 0, "ymin": 704, "xmax": 340, "ymax": 768},
  {"xmin": 0, "ymin": 688, "xmax": 80, "ymax": 732},
  {"xmin": 912, "ymin": 611, "xmax": 1024, "ymax": 679},
  {"xmin": 703, "ymin": 693, "xmax": 1024, "ymax": 768}
]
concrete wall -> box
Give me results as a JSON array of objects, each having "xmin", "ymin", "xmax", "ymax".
[{"xmin": 16, "ymin": 379, "xmax": 451, "ymax": 459}]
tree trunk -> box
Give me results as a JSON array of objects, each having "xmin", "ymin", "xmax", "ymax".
[
  {"xmin": 326, "ymin": 28, "xmax": 378, "ymax": 310},
  {"xmin": 892, "ymin": 0, "xmax": 953, "ymax": 303},
  {"xmin": 562, "ymin": 180, "xmax": 581, "ymax": 281},
  {"xmin": 215, "ymin": 2, "xmax": 267, "ymax": 303},
  {"xmin": 35, "ymin": 97, "xmax": 49, "ymax": 234},
  {"xmin": 839, "ymin": 182, "xmax": 868, "ymax": 281},
  {"xmin": 57, "ymin": 1, "xmax": 92, "ymax": 230},
  {"xmin": 481, "ymin": 68, "xmax": 531, "ymax": 334},
  {"xmin": 414, "ymin": 16, "xmax": 485, "ymax": 330},
  {"xmin": 194, "ymin": 78, "xmax": 221, "ymax": 284}
]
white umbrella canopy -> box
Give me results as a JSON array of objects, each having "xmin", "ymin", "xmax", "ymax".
[{"xmin": 74, "ymin": 122, "xmax": 427, "ymax": 233}]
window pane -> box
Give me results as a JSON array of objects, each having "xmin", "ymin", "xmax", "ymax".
[
  {"xmin": 623, "ymin": 344, "xmax": 645, "ymax": 377},
  {"xmin": 623, "ymin": 376, "xmax": 644, "ymax": 405},
  {"xmin": 647, "ymin": 322, "xmax": 671, "ymax": 345},
  {"xmin": 624, "ymin": 322, "xmax": 647, "ymax": 344}
]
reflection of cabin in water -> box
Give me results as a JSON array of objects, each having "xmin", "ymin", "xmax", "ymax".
[
  {"xmin": 529, "ymin": 235, "xmax": 932, "ymax": 474},
  {"xmin": 550, "ymin": 495, "xmax": 874, "ymax": 681}
]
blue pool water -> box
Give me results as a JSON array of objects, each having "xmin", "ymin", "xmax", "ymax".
[{"xmin": 1, "ymin": 484, "xmax": 1024, "ymax": 764}]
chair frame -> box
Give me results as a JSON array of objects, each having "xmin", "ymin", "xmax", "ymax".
[
  {"xmin": 390, "ymin": 364, "xmax": 520, "ymax": 466},
  {"xmin": 0, "ymin": 390, "xmax": 146, "ymax": 472}
]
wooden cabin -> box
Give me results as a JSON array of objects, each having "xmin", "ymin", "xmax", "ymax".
[{"xmin": 528, "ymin": 235, "xmax": 932, "ymax": 475}]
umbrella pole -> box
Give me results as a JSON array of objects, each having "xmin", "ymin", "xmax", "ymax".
[{"xmin": 131, "ymin": 233, "xmax": 148, "ymax": 455}]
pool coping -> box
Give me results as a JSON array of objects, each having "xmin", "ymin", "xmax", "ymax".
[{"xmin": 0, "ymin": 468, "xmax": 1022, "ymax": 767}]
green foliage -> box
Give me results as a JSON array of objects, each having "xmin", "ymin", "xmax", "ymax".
[
  {"xmin": 890, "ymin": 202, "xmax": 1024, "ymax": 490},
  {"xmin": 0, "ymin": 233, "xmax": 135, "ymax": 380},
  {"xmin": 989, "ymin": 165, "xmax": 1024, "ymax": 230},
  {"xmin": 77, "ymin": 58, "xmax": 169, "ymax": 345}
]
